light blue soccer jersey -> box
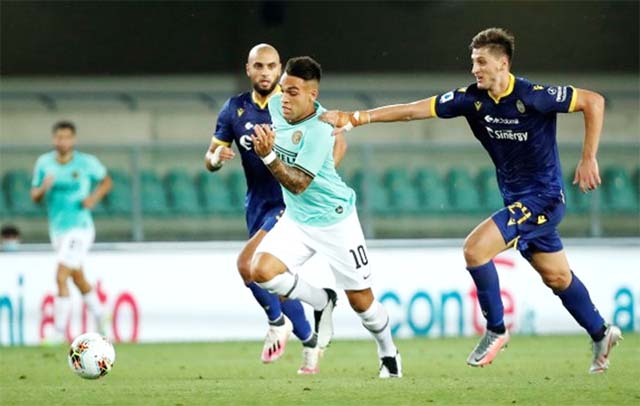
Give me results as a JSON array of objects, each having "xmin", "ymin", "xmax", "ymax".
[
  {"xmin": 268, "ymin": 94, "xmax": 355, "ymax": 227},
  {"xmin": 32, "ymin": 151, "xmax": 107, "ymax": 237}
]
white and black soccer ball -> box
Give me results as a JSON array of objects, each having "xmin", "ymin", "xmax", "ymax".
[{"xmin": 67, "ymin": 332, "xmax": 116, "ymax": 379}]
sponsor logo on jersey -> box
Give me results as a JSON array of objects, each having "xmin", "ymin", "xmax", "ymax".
[
  {"xmin": 516, "ymin": 99, "xmax": 526, "ymax": 113},
  {"xmin": 236, "ymin": 108, "xmax": 245, "ymax": 117},
  {"xmin": 292, "ymin": 130, "xmax": 302, "ymax": 144},
  {"xmin": 440, "ymin": 91, "xmax": 454, "ymax": 103},
  {"xmin": 555, "ymin": 86, "xmax": 568, "ymax": 103},
  {"xmin": 244, "ymin": 122, "xmax": 254, "ymax": 130},
  {"xmin": 474, "ymin": 101, "xmax": 482, "ymax": 111},
  {"xmin": 484, "ymin": 115, "xmax": 519, "ymax": 125},
  {"xmin": 485, "ymin": 126, "xmax": 528, "ymax": 142},
  {"xmin": 546, "ymin": 87, "xmax": 557, "ymax": 95}
]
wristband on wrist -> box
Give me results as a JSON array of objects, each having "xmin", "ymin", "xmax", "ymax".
[{"xmin": 261, "ymin": 150, "xmax": 277, "ymax": 165}]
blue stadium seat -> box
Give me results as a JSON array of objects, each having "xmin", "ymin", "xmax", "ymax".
[
  {"xmin": 383, "ymin": 168, "xmax": 420, "ymax": 214},
  {"xmin": 477, "ymin": 168, "xmax": 504, "ymax": 212},
  {"xmin": 2, "ymin": 170, "xmax": 45, "ymax": 217},
  {"xmin": 226, "ymin": 170, "xmax": 247, "ymax": 214},
  {"xmin": 197, "ymin": 171, "xmax": 235, "ymax": 214},
  {"xmin": 564, "ymin": 175, "xmax": 593, "ymax": 213},
  {"xmin": 165, "ymin": 169, "xmax": 201, "ymax": 215},
  {"xmin": 413, "ymin": 167, "xmax": 449, "ymax": 214},
  {"xmin": 447, "ymin": 167, "xmax": 481, "ymax": 213},
  {"xmin": 140, "ymin": 170, "xmax": 169, "ymax": 216},
  {"xmin": 350, "ymin": 169, "xmax": 390, "ymax": 215},
  {"xmin": 105, "ymin": 169, "xmax": 132, "ymax": 215},
  {"xmin": 602, "ymin": 166, "xmax": 638, "ymax": 213}
]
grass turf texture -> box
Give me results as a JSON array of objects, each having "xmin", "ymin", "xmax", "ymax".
[{"xmin": 1, "ymin": 335, "xmax": 639, "ymax": 405}]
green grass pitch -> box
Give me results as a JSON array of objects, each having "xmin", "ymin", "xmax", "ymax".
[{"xmin": 1, "ymin": 335, "xmax": 638, "ymax": 405}]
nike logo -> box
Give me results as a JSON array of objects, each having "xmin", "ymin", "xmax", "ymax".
[{"xmin": 363, "ymin": 273, "xmax": 372, "ymax": 280}]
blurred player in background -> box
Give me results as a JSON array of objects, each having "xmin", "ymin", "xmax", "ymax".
[
  {"xmin": 203, "ymin": 44, "xmax": 347, "ymax": 371},
  {"xmin": 321, "ymin": 27, "xmax": 621, "ymax": 374},
  {"xmin": 251, "ymin": 56, "xmax": 402, "ymax": 378},
  {"xmin": 31, "ymin": 120, "xmax": 112, "ymax": 343}
]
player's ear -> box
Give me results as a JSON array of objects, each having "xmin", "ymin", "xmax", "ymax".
[{"xmin": 245, "ymin": 63, "xmax": 251, "ymax": 78}]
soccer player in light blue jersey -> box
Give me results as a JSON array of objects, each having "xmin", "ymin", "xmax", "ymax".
[
  {"xmin": 251, "ymin": 57, "xmax": 401, "ymax": 378},
  {"xmin": 321, "ymin": 28, "xmax": 622, "ymax": 374},
  {"xmin": 203, "ymin": 44, "xmax": 347, "ymax": 373},
  {"xmin": 31, "ymin": 121, "xmax": 112, "ymax": 343}
]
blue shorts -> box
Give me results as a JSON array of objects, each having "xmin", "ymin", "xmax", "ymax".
[
  {"xmin": 247, "ymin": 205, "xmax": 285, "ymax": 238},
  {"xmin": 492, "ymin": 194, "xmax": 565, "ymax": 262}
]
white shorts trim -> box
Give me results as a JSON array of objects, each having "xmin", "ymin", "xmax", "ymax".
[
  {"xmin": 51, "ymin": 228, "xmax": 95, "ymax": 269},
  {"xmin": 255, "ymin": 210, "xmax": 372, "ymax": 290}
]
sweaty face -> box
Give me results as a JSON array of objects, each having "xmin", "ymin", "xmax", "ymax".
[
  {"xmin": 471, "ymin": 47, "xmax": 508, "ymax": 90},
  {"xmin": 279, "ymin": 74, "xmax": 317, "ymax": 123},
  {"xmin": 53, "ymin": 128, "xmax": 76, "ymax": 155},
  {"xmin": 246, "ymin": 49, "xmax": 281, "ymax": 96}
]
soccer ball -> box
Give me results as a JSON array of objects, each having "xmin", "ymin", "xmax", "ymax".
[{"xmin": 67, "ymin": 332, "xmax": 116, "ymax": 379}]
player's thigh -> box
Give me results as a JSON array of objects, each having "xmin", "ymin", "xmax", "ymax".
[
  {"xmin": 529, "ymin": 249, "xmax": 571, "ymax": 289},
  {"xmin": 254, "ymin": 214, "xmax": 314, "ymax": 276},
  {"xmin": 55, "ymin": 228, "xmax": 95, "ymax": 270},
  {"xmin": 308, "ymin": 211, "xmax": 372, "ymax": 291},
  {"xmin": 463, "ymin": 215, "xmax": 510, "ymax": 266}
]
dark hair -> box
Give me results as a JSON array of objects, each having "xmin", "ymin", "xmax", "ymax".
[
  {"xmin": 469, "ymin": 28, "xmax": 515, "ymax": 62},
  {"xmin": 52, "ymin": 120, "xmax": 76, "ymax": 134},
  {"xmin": 285, "ymin": 56, "xmax": 322, "ymax": 82}
]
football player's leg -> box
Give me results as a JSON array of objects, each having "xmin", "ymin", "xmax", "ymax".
[
  {"xmin": 281, "ymin": 298, "xmax": 314, "ymax": 346},
  {"xmin": 464, "ymin": 213, "xmax": 513, "ymax": 366},
  {"xmin": 238, "ymin": 230, "xmax": 284, "ymax": 324},
  {"xmin": 346, "ymin": 289, "xmax": 402, "ymax": 378},
  {"xmin": 54, "ymin": 263, "xmax": 73, "ymax": 342},
  {"xmin": 530, "ymin": 249, "xmax": 621, "ymax": 373}
]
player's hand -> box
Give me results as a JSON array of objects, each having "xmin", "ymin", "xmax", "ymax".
[
  {"xmin": 573, "ymin": 157, "xmax": 601, "ymax": 193},
  {"xmin": 319, "ymin": 110, "xmax": 369, "ymax": 136},
  {"xmin": 251, "ymin": 124, "xmax": 275, "ymax": 157},
  {"xmin": 82, "ymin": 195, "xmax": 98, "ymax": 210},
  {"xmin": 206, "ymin": 146, "xmax": 235, "ymax": 168}
]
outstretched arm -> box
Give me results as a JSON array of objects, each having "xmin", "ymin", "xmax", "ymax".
[
  {"xmin": 571, "ymin": 88, "xmax": 605, "ymax": 193},
  {"xmin": 320, "ymin": 96, "xmax": 437, "ymax": 134},
  {"xmin": 252, "ymin": 124, "xmax": 312, "ymax": 195}
]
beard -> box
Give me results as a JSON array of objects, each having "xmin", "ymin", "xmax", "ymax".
[{"xmin": 253, "ymin": 80, "xmax": 278, "ymax": 96}]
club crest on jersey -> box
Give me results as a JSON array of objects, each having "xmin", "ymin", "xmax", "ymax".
[
  {"xmin": 516, "ymin": 100, "xmax": 526, "ymax": 114},
  {"xmin": 533, "ymin": 85, "xmax": 544, "ymax": 91},
  {"xmin": 236, "ymin": 108, "xmax": 245, "ymax": 117},
  {"xmin": 474, "ymin": 101, "xmax": 482, "ymax": 111},
  {"xmin": 292, "ymin": 131, "xmax": 303, "ymax": 144},
  {"xmin": 72, "ymin": 171, "xmax": 79, "ymax": 179}
]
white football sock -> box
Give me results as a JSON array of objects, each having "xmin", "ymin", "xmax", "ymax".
[
  {"xmin": 83, "ymin": 289, "xmax": 104, "ymax": 323},
  {"xmin": 54, "ymin": 296, "xmax": 71, "ymax": 335},
  {"xmin": 259, "ymin": 272, "xmax": 329, "ymax": 311},
  {"xmin": 359, "ymin": 301, "xmax": 397, "ymax": 358}
]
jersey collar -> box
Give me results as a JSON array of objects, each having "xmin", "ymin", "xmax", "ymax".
[
  {"xmin": 251, "ymin": 85, "xmax": 282, "ymax": 110},
  {"xmin": 488, "ymin": 73, "xmax": 515, "ymax": 104}
]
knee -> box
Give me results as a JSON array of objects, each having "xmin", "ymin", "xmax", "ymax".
[
  {"xmin": 463, "ymin": 237, "xmax": 487, "ymax": 267},
  {"xmin": 250, "ymin": 255, "xmax": 273, "ymax": 284},
  {"xmin": 236, "ymin": 255, "xmax": 253, "ymax": 284},
  {"xmin": 541, "ymin": 269, "xmax": 571, "ymax": 290},
  {"xmin": 347, "ymin": 290, "xmax": 374, "ymax": 313}
]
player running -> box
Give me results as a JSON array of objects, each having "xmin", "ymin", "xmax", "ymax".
[
  {"xmin": 31, "ymin": 120, "xmax": 112, "ymax": 343},
  {"xmin": 203, "ymin": 44, "xmax": 346, "ymax": 373},
  {"xmin": 320, "ymin": 27, "xmax": 622, "ymax": 374},
  {"xmin": 251, "ymin": 56, "xmax": 402, "ymax": 378}
]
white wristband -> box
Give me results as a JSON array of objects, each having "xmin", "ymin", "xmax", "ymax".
[
  {"xmin": 261, "ymin": 150, "xmax": 277, "ymax": 165},
  {"xmin": 206, "ymin": 147, "xmax": 224, "ymax": 168}
]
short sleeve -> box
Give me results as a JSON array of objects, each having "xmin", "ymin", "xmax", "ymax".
[
  {"xmin": 433, "ymin": 88, "xmax": 469, "ymax": 119},
  {"xmin": 31, "ymin": 157, "xmax": 45, "ymax": 188},
  {"xmin": 530, "ymin": 85, "xmax": 577, "ymax": 114},
  {"xmin": 293, "ymin": 123, "xmax": 334, "ymax": 178},
  {"xmin": 213, "ymin": 99, "xmax": 234, "ymax": 146},
  {"xmin": 87, "ymin": 155, "xmax": 107, "ymax": 182}
]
